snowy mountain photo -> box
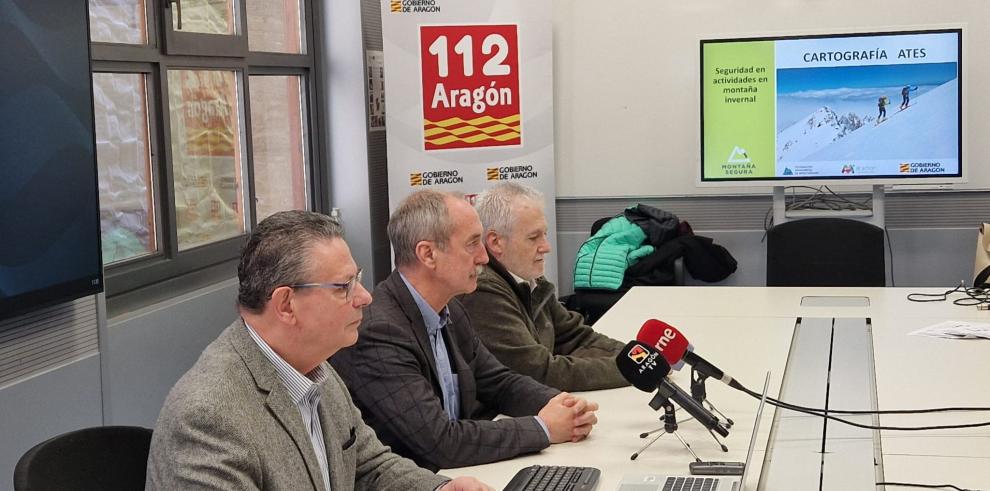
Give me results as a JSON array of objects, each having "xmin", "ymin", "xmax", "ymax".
[
  {"xmin": 775, "ymin": 60, "xmax": 959, "ymax": 170},
  {"xmin": 776, "ymin": 79, "xmax": 957, "ymax": 164},
  {"xmin": 776, "ymin": 105, "xmax": 871, "ymax": 163},
  {"xmin": 803, "ymin": 80, "xmax": 957, "ymax": 161}
]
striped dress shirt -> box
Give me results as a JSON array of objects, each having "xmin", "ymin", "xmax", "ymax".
[{"xmin": 245, "ymin": 322, "xmax": 332, "ymax": 491}]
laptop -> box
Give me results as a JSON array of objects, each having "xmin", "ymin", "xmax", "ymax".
[{"xmin": 617, "ymin": 372, "xmax": 772, "ymax": 491}]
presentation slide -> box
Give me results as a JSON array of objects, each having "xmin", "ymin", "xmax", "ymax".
[{"xmin": 701, "ymin": 30, "xmax": 960, "ymax": 181}]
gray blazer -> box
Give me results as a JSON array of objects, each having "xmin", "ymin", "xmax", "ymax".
[
  {"xmin": 331, "ymin": 271, "xmax": 560, "ymax": 471},
  {"xmin": 146, "ymin": 320, "xmax": 447, "ymax": 491}
]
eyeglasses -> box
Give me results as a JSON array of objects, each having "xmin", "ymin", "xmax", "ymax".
[{"xmin": 288, "ymin": 268, "xmax": 363, "ymax": 301}]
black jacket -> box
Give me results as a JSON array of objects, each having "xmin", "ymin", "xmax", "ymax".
[{"xmin": 622, "ymin": 204, "xmax": 737, "ymax": 287}]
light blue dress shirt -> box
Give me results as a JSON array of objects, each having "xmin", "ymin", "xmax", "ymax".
[{"xmin": 399, "ymin": 273, "xmax": 460, "ymax": 421}]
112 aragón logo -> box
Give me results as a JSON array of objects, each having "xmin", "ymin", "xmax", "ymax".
[{"xmin": 420, "ymin": 24, "xmax": 521, "ymax": 151}]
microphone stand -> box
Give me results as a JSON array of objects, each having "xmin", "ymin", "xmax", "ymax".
[
  {"xmin": 630, "ymin": 394, "xmax": 703, "ymax": 461},
  {"xmin": 634, "ymin": 376, "xmax": 730, "ymax": 453},
  {"xmin": 691, "ymin": 367, "xmax": 735, "ymax": 430}
]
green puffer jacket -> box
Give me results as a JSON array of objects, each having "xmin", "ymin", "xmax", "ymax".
[{"xmin": 573, "ymin": 216, "xmax": 654, "ymax": 290}]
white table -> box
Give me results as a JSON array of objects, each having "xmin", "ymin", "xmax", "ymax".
[{"xmin": 442, "ymin": 287, "xmax": 990, "ymax": 490}]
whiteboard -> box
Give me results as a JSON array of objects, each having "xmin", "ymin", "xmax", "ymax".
[{"xmin": 551, "ymin": 0, "xmax": 989, "ymax": 197}]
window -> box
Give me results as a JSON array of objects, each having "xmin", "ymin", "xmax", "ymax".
[
  {"xmin": 89, "ymin": 0, "xmax": 323, "ymax": 307},
  {"xmin": 167, "ymin": 69, "xmax": 247, "ymax": 249},
  {"xmin": 93, "ymin": 72, "xmax": 157, "ymax": 264},
  {"xmin": 246, "ymin": 0, "xmax": 304, "ymax": 54},
  {"xmin": 89, "ymin": 0, "xmax": 149, "ymax": 44},
  {"xmin": 249, "ymin": 75, "xmax": 308, "ymax": 220}
]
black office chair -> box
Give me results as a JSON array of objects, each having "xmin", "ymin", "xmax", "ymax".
[
  {"xmin": 766, "ymin": 217, "xmax": 885, "ymax": 287},
  {"xmin": 563, "ymin": 256, "xmax": 684, "ymax": 324},
  {"xmin": 13, "ymin": 426, "xmax": 153, "ymax": 491}
]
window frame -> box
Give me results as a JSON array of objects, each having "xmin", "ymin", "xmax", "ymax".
[
  {"xmin": 162, "ymin": 0, "xmax": 248, "ymax": 57},
  {"xmin": 90, "ymin": 0, "xmax": 327, "ymax": 312}
]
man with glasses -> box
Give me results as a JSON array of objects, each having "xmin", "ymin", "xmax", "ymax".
[
  {"xmin": 147, "ymin": 210, "xmax": 493, "ymax": 491},
  {"xmin": 331, "ymin": 190, "xmax": 599, "ymax": 471}
]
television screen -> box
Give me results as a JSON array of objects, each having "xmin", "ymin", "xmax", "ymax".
[
  {"xmin": 0, "ymin": 0, "xmax": 103, "ymax": 321},
  {"xmin": 700, "ymin": 29, "xmax": 962, "ymax": 183}
]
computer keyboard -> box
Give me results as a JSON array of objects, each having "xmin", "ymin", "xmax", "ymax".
[
  {"xmin": 662, "ymin": 476, "xmax": 720, "ymax": 491},
  {"xmin": 502, "ymin": 464, "xmax": 600, "ymax": 491}
]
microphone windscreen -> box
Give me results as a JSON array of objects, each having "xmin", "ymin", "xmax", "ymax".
[
  {"xmin": 615, "ymin": 341, "xmax": 672, "ymax": 393},
  {"xmin": 636, "ymin": 319, "xmax": 690, "ymax": 370}
]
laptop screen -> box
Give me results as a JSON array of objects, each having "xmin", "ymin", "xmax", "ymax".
[{"xmin": 738, "ymin": 372, "xmax": 772, "ymax": 489}]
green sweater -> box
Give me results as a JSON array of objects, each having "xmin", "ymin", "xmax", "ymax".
[{"xmin": 458, "ymin": 258, "xmax": 630, "ymax": 391}]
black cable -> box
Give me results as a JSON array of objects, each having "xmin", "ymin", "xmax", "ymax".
[
  {"xmin": 762, "ymin": 206, "xmax": 773, "ymax": 242},
  {"xmin": 884, "ymin": 226, "xmax": 896, "ymax": 287},
  {"xmin": 782, "ymin": 185, "xmax": 873, "ymax": 213},
  {"xmin": 907, "ymin": 283, "xmax": 990, "ymax": 306},
  {"xmin": 761, "ymin": 394, "xmax": 990, "ymax": 431},
  {"xmin": 734, "ymin": 384, "xmax": 990, "ymax": 431},
  {"xmin": 736, "ymin": 383, "xmax": 990, "ymax": 415},
  {"xmin": 822, "ymin": 185, "xmax": 872, "ymax": 210},
  {"xmin": 907, "ymin": 284, "xmax": 966, "ymax": 302},
  {"xmin": 765, "ymin": 186, "xmax": 875, "ymax": 233},
  {"xmin": 786, "ymin": 186, "xmax": 825, "ymax": 211},
  {"xmin": 877, "ymin": 482, "xmax": 982, "ymax": 491}
]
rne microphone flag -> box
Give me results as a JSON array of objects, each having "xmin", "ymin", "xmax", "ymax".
[
  {"xmin": 637, "ymin": 320, "xmax": 744, "ymax": 391},
  {"xmin": 636, "ymin": 319, "xmax": 690, "ymax": 370}
]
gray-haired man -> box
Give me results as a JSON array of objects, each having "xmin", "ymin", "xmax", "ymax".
[{"xmin": 461, "ymin": 182, "xmax": 628, "ymax": 391}]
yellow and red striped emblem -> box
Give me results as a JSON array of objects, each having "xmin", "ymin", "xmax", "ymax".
[{"xmin": 423, "ymin": 114, "xmax": 520, "ymax": 149}]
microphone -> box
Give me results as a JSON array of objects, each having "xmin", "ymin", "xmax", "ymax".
[
  {"xmin": 636, "ymin": 319, "xmax": 690, "ymax": 370},
  {"xmin": 615, "ymin": 340, "xmax": 671, "ymax": 391},
  {"xmin": 637, "ymin": 320, "xmax": 744, "ymax": 391},
  {"xmin": 616, "ymin": 341, "xmax": 730, "ymax": 437}
]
